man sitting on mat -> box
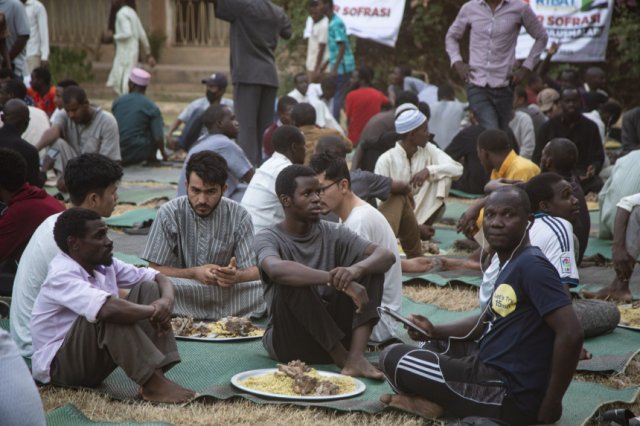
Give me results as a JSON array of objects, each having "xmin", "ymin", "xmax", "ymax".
[
  {"xmin": 253, "ymin": 164, "xmax": 394, "ymax": 379},
  {"xmin": 143, "ymin": 151, "xmax": 265, "ymax": 320},
  {"xmin": 31, "ymin": 208, "xmax": 195, "ymax": 404},
  {"xmin": 379, "ymin": 186, "xmax": 582, "ymax": 424},
  {"xmin": 583, "ymin": 192, "xmax": 640, "ymax": 302}
]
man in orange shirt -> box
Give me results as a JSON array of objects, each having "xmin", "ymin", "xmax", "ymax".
[
  {"xmin": 27, "ymin": 66, "xmax": 55, "ymax": 116},
  {"xmin": 345, "ymin": 65, "xmax": 389, "ymax": 145}
]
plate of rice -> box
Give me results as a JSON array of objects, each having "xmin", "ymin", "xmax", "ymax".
[
  {"xmin": 231, "ymin": 361, "xmax": 366, "ymax": 400},
  {"xmin": 171, "ymin": 316, "xmax": 265, "ymax": 342},
  {"xmin": 618, "ymin": 304, "xmax": 640, "ymax": 331}
]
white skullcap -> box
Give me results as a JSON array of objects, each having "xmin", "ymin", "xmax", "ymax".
[{"xmin": 395, "ymin": 106, "xmax": 427, "ymax": 134}]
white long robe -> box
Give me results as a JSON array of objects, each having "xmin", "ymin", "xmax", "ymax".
[{"xmin": 106, "ymin": 6, "xmax": 150, "ymax": 95}]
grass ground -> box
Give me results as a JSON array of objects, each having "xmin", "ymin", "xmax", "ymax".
[{"xmin": 38, "ymin": 282, "xmax": 640, "ymax": 424}]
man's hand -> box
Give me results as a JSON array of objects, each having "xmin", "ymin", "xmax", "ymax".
[
  {"xmin": 612, "ymin": 244, "xmax": 636, "ymax": 283},
  {"xmin": 215, "ymin": 257, "xmax": 238, "ymax": 288},
  {"xmin": 511, "ymin": 67, "xmax": 530, "ymax": 86},
  {"xmin": 147, "ymin": 55, "xmax": 157, "ymax": 68},
  {"xmin": 342, "ymin": 282, "xmax": 369, "ymax": 313},
  {"xmin": 166, "ymin": 134, "xmax": 177, "ymax": 150},
  {"xmin": 453, "ymin": 61, "xmax": 470, "ymax": 82},
  {"xmin": 407, "ymin": 314, "xmax": 435, "ymax": 341},
  {"xmin": 56, "ymin": 176, "xmax": 67, "ymax": 193},
  {"xmin": 41, "ymin": 60, "xmax": 49, "ymax": 68},
  {"xmin": 150, "ymin": 297, "xmax": 173, "ymax": 328},
  {"xmin": 410, "ymin": 168, "xmax": 430, "ymax": 188},
  {"xmin": 193, "ymin": 264, "xmax": 218, "ymax": 285},
  {"xmin": 457, "ymin": 206, "xmax": 481, "ymax": 239},
  {"xmin": 537, "ymin": 398, "xmax": 562, "ymax": 424},
  {"xmin": 329, "ymin": 266, "xmax": 362, "ymax": 291},
  {"xmin": 548, "ymin": 41, "xmax": 560, "ymax": 56}
]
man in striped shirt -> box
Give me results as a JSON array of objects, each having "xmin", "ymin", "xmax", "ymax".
[{"xmin": 143, "ymin": 151, "xmax": 265, "ymax": 320}]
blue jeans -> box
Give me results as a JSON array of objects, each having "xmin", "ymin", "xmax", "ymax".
[
  {"xmin": 333, "ymin": 73, "xmax": 351, "ymax": 120},
  {"xmin": 466, "ymin": 84, "xmax": 514, "ymax": 131}
]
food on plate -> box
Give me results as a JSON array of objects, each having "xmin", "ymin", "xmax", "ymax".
[
  {"xmin": 170, "ymin": 316, "xmax": 264, "ymax": 338},
  {"xmin": 619, "ymin": 304, "xmax": 640, "ymax": 328},
  {"xmin": 239, "ymin": 360, "xmax": 355, "ymax": 396}
]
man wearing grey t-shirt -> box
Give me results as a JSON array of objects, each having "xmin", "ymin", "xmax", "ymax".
[{"xmin": 253, "ymin": 164, "xmax": 394, "ymax": 379}]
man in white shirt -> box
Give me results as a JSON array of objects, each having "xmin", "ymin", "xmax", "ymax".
[
  {"xmin": 242, "ymin": 125, "xmax": 306, "ymax": 234},
  {"xmin": 21, "ymin": 0, "xmax": 49, "ymax": 73},
  {"xmin": 305, "ymin": 0, "xmax": 328, "ymax": 81},
  {"xmin": 428, "ymin": 83, "xmax": 466, "ymax": 150},
  {"xmin": 311, "ymin": 153, "xmax": 402, "ymax": 343},
  {"xmin": 288, "ymin": 72, "xmax": 343, "ymax": 135},
  {"xmin": 375, "ymin": 104, "xmax": 463, "ymax": 231},
  {"xmin": 10, "ymin": 153, "xmax": 122, "ymax": 357},
  {"xmin": 31, "ymin": 208, "xmax": 195, "ymax": 403},
  {"xmin": 584, "ymin": 192, "xmax": 640, "ymax": 302}
]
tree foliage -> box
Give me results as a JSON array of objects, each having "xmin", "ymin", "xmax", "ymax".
[{"xmin": 273, "ymin": 0, "xmax": 640, "ymax": 107}]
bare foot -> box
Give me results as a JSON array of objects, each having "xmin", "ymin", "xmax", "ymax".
[
  {"xmin": 401, "ymin": 257, "xmax": 437, "ymax": 273},
  {"xmin": 380, "ymin": 393, "xmax": 444, "ymax": 418},
  {"xmin": 140, "ymin": 371, "xmax": 196, "ymax": 404},
  {"xmin": 582, "ymin": 287, "xmax": 632, "ymax": 302},
  {"xmin": 579, "ymin": 347, "xmax": 592, "ymax": 361},
  {"xmin": 418, "ymin": 224, "xmax": 435, "ymax": 241},
  {"xmin": 440, "ymin": 257, "xmax": 481, "ymax": 271},
  {"xmin": 341, "ymin": 354, "xmax": 384, "ymax": 380}
]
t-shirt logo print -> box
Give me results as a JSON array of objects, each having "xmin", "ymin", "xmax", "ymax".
[{"xmin": 491, "ymin": 284, "xmax": 517, "ymax": 317}]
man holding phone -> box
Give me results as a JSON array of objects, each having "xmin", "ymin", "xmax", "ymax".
[{"xmin": 379, "ymin": 187, "xmax": 582, "ymax": 425}]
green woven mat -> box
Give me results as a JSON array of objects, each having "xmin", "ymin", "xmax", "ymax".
[
  {"xmin": 580, "ymin": 266, "xmax": 640, "ymax": 299},
  {"xmin": 116, "ymin": 186, "xmax": 176, "ymax": 206},
  {"xmin": 558, "ymin": 381, "xmax": 639, "ymax": 426},
  {"xmin": 46, "ymin": 404, "xmax": 172, "ymax": 426},
  {"xmin": 449, "ymin": 188, "xmax": 484, "ymax": 199},
  {"xmin": 441, "ymin": 201, "xmax": 470, "ymax": 222},
  {"xmin": 113, "ymin": 252, "xmax": 148, "ymax": 267},
  {"xmin": 121, "ymin": 165, "xmax": 182, "ymax": 184},
  {"xmin": 105, "ymin": 208, "xmax": 157, "ymax": 228},
  {"xmin": 402, "ymin": 269, "xmax": 483, "ymax": 287}
]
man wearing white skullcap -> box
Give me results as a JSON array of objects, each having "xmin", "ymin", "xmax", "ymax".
[
  {"xmin": 375, "ymin": 104, "xmax": 463, "ymax": 232},
  {"xmin": 111, "ymin": 68, "xmax": 167, "ymax": 165}
]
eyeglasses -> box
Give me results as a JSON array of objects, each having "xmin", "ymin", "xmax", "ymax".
[{"xmin": 318, "ymin": 180, "xmax": 339, "ymax": 194}]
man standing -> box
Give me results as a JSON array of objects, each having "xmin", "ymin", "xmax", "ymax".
[
  {"xmin": 31, "ymin": 208, "xmax": 195, "ymax": 404},
  {"xmin": 112, "ymin": 68, "xmax": 166, "ymax": 165},
  {"xmin": 311, "ymin": 154, "xmax": 402, "ymax": 344},
  {"xmin": 0, "ymin": 0, "xmax": 29, "ymax": 78},
  {"xmin": 144, "ymin": 151, "xmax": 265, "ymax": 320},
  {"xmin": 533, "ymin": 88, "xmax": 605, "ymax": 194},
  {"xmin": 177, "ymin": 104, "xmax": 254, "ymax": 202},
  {"xmin": 21, "ymin": 0, "xmax": 48, "ymax": 73},
  {"xmin": 306, "ymin": 0, "xmax": 328, "ymax": 82},
  {"xmin": 242, "ymin": 125, "xmax": 306, "ymax": 234},
  {"xmin": 36, "ymin": 86, "xmax": 120, "ymax": 190},
  {"xmin": 379, "ymin": 187, "xmax": 582, "ymax": 424},
  {"xmin": 445, "ymin": 0, "xmax": 548, "ymax": 131},
  {"xmin": 11, "ymin": 153, "xmax": 122, "ymax": 357},
  {"xmin": 319, "ymin": 0, "xmax": 355, "ymax": 121},
  {"xmin": 214, "ymin": 0, "xmax": 292, "ymax": 165},
  {"xmin": 254, "ymin": 164, "xmax": 394, "ymax": 378},
  {"xmin": 166, "ymin": 73, "xmax": 233, "ymax": 151}
]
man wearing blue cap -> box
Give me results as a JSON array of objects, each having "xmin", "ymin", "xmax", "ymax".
[
  {"xmin": 375, "ymin": 104, "xmax": 463, "ymax": 238},
  {"xmin": 166, "ymin": 72, "xmax": 234, "ymax": 151}
]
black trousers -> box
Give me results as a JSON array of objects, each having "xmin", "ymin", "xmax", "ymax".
[
  {"xmin": 265, "ymin": 274, "xmax": 384, "ymax": 364},
  {"xmin": 380, "ymin": 340, "xmax": 537, "ymax": 425}
]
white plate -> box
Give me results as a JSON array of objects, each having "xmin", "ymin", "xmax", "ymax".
[
  {"xmin": 174, "ymin": 323, "xmax": 265, "ymax": 342},
  {"xmin": 230, "ymin": 368, "xmax": 366, "ymax": 401},
  {"xmin": 617, "ymin": 304, "xmax": 640, "ymax": 331}
]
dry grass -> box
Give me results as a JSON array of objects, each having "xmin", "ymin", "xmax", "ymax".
[
  {"xmin": 41, "ymin": 387, "xmax": 434, "ymax": 426},
  {"xmin": 402, "ymin": 282, "xmax": 479, "ymax": 312}
]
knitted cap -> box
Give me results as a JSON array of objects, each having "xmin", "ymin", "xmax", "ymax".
[{"xmin": 395, "ymin": 106, "xmax": 427, "ymax": 134}]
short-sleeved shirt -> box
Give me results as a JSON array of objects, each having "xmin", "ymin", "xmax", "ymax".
[
  {"xmin": 350, "ymin": 169, "xmax": 391, "ymax": 206},
  {"xmin": 177, "ymin": 97, "xmax": 234, "ymax": 125},
  {"xmin": 27, "ymin": 86, "xmax": 56, "ymax": 117},
  {"xmin": 31, "ymin": 252, "xmax": 157, "ymax": 383},
  {"xmin": 51, "ymin": 107, "xmax": 121, "ymax": 161},
  {"xmin": 215, "ymin": 0, "xmax": 292, "ymax": 87},
  {"xmin": 306, "ymin": 16, "xmax": 328, "ymax": 72},
  {"xmin": 327, "ymin": 14, "xmax": 355, "ymax": 76},
  {"xmin": 177, "ymin": 133, "xmax": 253, "ymax": 202},
  {"xmin": 112, "ymin": 92, "xmax": 164, "ymax": 165},
  {"xmin": 0, "ymin": 0, "xmax": 30, "ymax": 76},
  {"xmin": 491, "ymin": 149, "xmax": 540, "ymax": 181},
  {"xmin": 345, "ymin": 87, "xmax": 389, "ymax": 145},
  {"xmin": 479, "ymin": 246, "xmax": 571, "ymax": 419}
]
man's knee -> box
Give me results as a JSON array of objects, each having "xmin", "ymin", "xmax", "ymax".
[{"xmin": 128, "ymin": 280, "xmax": 161, "ymax": 303}]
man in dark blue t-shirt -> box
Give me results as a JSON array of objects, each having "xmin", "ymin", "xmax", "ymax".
[{"xmin": 379, "ymin": 186, "xmax": 582, "ymax": 425}]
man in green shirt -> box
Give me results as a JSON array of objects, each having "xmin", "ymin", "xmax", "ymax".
[{"xmin": 112, "ymin": 68, "xmax": 166, "ymax": 165}]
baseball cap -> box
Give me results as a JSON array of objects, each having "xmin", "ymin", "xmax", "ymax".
[
  {"xmin": 201, "ymin": 73, "xmax": 228, "ymax": 87},
  {"xmin": 537, "ymin": 88, "xmax": 560, "ymax": 113}
]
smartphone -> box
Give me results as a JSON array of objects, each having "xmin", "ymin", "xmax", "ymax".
[
  {"xmin": 377, "ymin": 306, "xmax": 430, "ymax": 337},
  {"xmin": 47, "ymin": 148, "xmax": 60, "ymax": 158}
]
